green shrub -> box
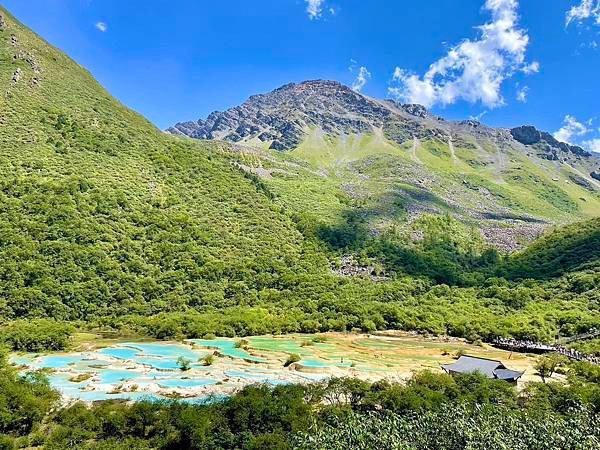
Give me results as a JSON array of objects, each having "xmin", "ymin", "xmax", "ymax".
[
  {"xmin": 176, "ymin": 356, "xmax": 191, "ymax": 371},
  {"xmin": 0, "ymin": 320, "xmax": 73, "ymax": 352},
  {"xmin": 234, "ymin": 339, "xmax": 249, "ymax": 349},
  {"xmin": 201, "ymin": 354, "xmax": 215, "ymax": 366},
  {"xmin": 284, "ymin": 354, "xmax": 301, "ymax": 367}
]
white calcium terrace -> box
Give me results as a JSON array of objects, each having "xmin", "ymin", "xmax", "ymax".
[{"xmin": 9, "ymin": 333, "xmax": 540, "ymax": 403}]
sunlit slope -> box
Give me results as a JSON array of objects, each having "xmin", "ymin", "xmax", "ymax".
[
  {"xmin": 168, "ymin": 74, "xmax": 600, "ymax": 245},
  {"xmin": 505, "ymin": 217, "xmax": 600, "ymax": 279},
  {"xmin": 240, "ymin": 129, "xmax": 600, "ymax": 246},
  {"xmin": 0, "ymin": 7, "xmax": 325, "ymax": 320}
]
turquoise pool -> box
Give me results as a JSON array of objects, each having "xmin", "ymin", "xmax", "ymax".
[
  {"xmin": 96, "ymin": 370, "xmax": 142, "ymax": 384},
  {"xmin": 10, "ymin": 336, "xmax": 348, "ymax": 403},
  {"xmin": 98, "ymin": 347, "xmax": 139, "ymax": 360},
  {"xmin": 121, "ymin": 342, "xmax": 203, "ymax": 360},
  {"xmin": 188, "ymin": 339, "xmax": 266, "ymax": 362},
  {"xmin": 38, "ymin": 355, "xmax": 86, "ymax": 369},
  {"xmin": 159, "ymin": 378, "xmax": 217, "ymax": 388}
]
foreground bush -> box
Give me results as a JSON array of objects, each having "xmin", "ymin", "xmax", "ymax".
[
  {"xmin": 0, "ymin": 353, "xmax": 59, "ymax": 437},
  {"xmin": 294, "ymin": 406, "xmax": 600, "ymax": 450}
]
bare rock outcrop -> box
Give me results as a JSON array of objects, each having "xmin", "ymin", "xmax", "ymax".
[
  {"xmin": 11, "ymin": 68, "xmax": 22, "ymax": 83},
  {"xmin": 169, "ymin": 80, "xmax": 598, "ymax": 170},
  {"xmin": 510, "ymin": 125, "xmax": 590, "ymax": 159},
  {"xmin": 331, "ymin": 255, "xmax": 388, "ymax": 281}
]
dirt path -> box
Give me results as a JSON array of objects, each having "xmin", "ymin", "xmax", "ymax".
[
  {"xmin": 491, "ymin": 144, "xmax": 507, "ymax": 182},
  {"xmin": 448, "ymin": 137, "xmax": 458, "ymax": 162},
  {"xmin": 412, "ymin": 137, "xmax": 422, "ymax": 164}
]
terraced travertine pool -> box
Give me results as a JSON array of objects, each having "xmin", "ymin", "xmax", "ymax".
[{"xmin": 9, "ymin": 333, "xmax": 539, "ymax": 403}]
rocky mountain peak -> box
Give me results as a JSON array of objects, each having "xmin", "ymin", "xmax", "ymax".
[
  {"xmin": 167, "ymin": 79, "xmax": 399, "ymax": 150},
  {"xmin": 510, "ymin": 125, "xmax": 590, "ymax": 160},
  {"xmin": 274, "ymin": 79, "xmax": 346, "ymax": 93},
  {"xmin": 167, "ymin": 80, "xmax": 598, "ymax": 173},
  {"xmin": 401, "ymin": 103, "xmax": 429, "ymax": 118}
]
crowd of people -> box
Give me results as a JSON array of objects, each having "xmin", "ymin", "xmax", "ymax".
[
  {"xmin": 553, "ymin": 344, "xmax": 600, "ymax": 365},
  {"xmin": 492, "ymin": 336, "xmax": 600, "ymax": 366},
  {"xmin": 492, "ymin": 337, "xmax": 555, "ymax": 354}
]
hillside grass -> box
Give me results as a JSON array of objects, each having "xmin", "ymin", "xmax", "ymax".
[{"xmin": 281, "ymin": 130, "xmax": 600, "ymax": 231}]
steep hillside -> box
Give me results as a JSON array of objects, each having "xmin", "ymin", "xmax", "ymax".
[
  {"xmin": 0, "ymin": 7, "xmax": 598, "ymax": 344},
  {"xmin": 171, "ymin": 80, "xmax": 600, "ymax": 252},
  {"xmin": 505, "ymin": 217, "xmax": 600, "ymax": 279},
  {"xmin": 0, "ymin": 7, "xmax": 327, "ymax": 321}
]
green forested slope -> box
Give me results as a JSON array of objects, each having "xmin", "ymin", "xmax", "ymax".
[
  {"xmin": 504, "ymin": 218, "xmax": 600, "ymax": 279},
  {"xmin": 0, "ymin": 6, "xmax": 598, "ymax": 345},
  {"xmin": 0, "ymin": 7, "xmax": 327, "ymax": 321}
]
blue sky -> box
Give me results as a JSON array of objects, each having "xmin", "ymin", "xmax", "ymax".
[{"xmin": 3, "ymin": 0, "xmax": 600, "ymax": 151}]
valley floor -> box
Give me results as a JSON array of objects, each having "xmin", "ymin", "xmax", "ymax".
[{"xmin": 11, "ymin": 332, "xmax": 545, "ymax": 404}]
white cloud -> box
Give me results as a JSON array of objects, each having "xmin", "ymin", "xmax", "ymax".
[
  {"xmin": 351, "ymin": 66, "xmax": 371, "ymax": 92},
  {"xmin": 522, "ymin": 61, "xmax": 540, "ymax": 74},
  {"xmin": 470, "ymin": 110, "xmax": 488, "ymax": 121},
  {"xmin": 566, "ymin": 0, "xmax": 600, "ymax": 26},
  {"xmin": 553, "ymin": 115, "xmax": 591, "ymax": 143},
  {"xmin": 95, "ymin": 21, "xmax": 108, "ymax": 32},
  {"xmin": 516, "ymin": 85, "xmax": 529, "ymax": 102},
  {"xmin": 388, "ymin": 0, "xmax": 537, "ymax": 108},
  {"xmin": 582, "ymin": 138, "xmax": 600, "ymax": 152},
  {"xmin": 552, "ymin": 116, "xmax": 600, "ymax": 151},
  {"xmin": 306, "ymin": 0, "xmax": 324, "ymax": 20}
]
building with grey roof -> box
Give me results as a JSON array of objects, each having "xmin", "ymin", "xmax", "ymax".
[{"xmin": 441, "ymin": 355, "xmax": 524, "ymax": 383}]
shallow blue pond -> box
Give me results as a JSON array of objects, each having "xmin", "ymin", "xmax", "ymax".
[
  {"xmin": 38, "ymin": 355, "xmax": 85, "ymax": 369},
  {"xmin": 300, "ymin": 359, "xmax": 353, "ymax": 368},
  {"xmin": 98, "ymin": 347, "xmax": 139, "ymax": 360},
  {"xmin": 126, "ymin": 392, "xmax": 166, "ymax": 402},
  {"xmin": 158, "ymin": 378, "xmax": 217, "ymax": 388},
  {"xmin": 136, "ymin": 358, "xmax": 183, "ymax": 370},
  {"xmin": 189, "ymin": 339, "xmax": 266, "ymax": 362},
  {"xmin": 47, "ymin": 373, "xmax": 90, "ymax": 389},
  {"xmin": 9, "ymin": 355, "xmax": 35, "ymax": 366},
  {"xmin": 121, "ymin": 342, "xmax": 202, "ymax": 360},
  {"xmin": 75, "ymin": 390, "xmax": 163, "ymax": 402},
  {"xmin": 96, "ymin": 370, "xmax": 142, "ymax": 384},
  {"xmin": 299, "ymin": 359, "xmax": 330, "ymax": 368},
  {"xmin": 225, "ymin": 370, "xmax": 270, "ymax": 380}
]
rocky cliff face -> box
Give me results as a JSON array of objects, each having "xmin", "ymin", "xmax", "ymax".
[
  {"xmin": 169, "ymin": 79, "xmax": 592, "ymax": 155},
  {"xmin": 169, "ymin": 79, "xmax": 600, "ymax": 188},
  {"xmin": 510, "ymin": 126, "xmax": 589, "ymax": 160},
  {"xmin": 168, "ymin": 80, "xmax": 394, "ymax": 150},
  {"xmin": 169, "ymin": 80, "xmax": 505, "ymax": 149}
]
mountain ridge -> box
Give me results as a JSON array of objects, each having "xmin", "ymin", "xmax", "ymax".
[
  {"xmin": 168, "ymin": 79, "xmax": 600, "ymax": 250},
  {"xmin": 167, "ymin": 79, "xmax": 597, "ymax": 167}
]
